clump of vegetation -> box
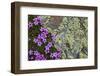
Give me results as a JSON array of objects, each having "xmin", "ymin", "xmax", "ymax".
[
  {"xmin": 28, "ymin": 15, "xmax": 88, "ymax": 61},
  {"xmin": 28, "ymin": 15, "xmax": 61, "ymax": 61}
]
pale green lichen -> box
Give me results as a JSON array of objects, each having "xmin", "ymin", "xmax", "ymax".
[{"xmin": 42, "ymin": 16, "xmax": 88, "ymax": 59}]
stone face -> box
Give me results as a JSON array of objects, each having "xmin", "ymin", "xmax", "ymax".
[{"xmin": 47, "ymin": 16, "xmax": 63, "ymax": 29}]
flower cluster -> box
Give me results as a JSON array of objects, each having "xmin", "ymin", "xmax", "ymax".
[
  {"xmin": 28, "ymin": 22, "xmax": 33, "ymax": 28},
  {"xmin": 45, "ymin": 42, "xmax": 52, "ymax": 53},
  {"xmin": 34, "ymin": 50, "xmax": 46, "ymax": 60},
  {"xmin": 28, "ymin": 49, "xmax": 34, "ymax": 60},
  {"xmin": 50, "ymin": 50, "xmax": 61, "ymax": 59},
  {"xmin": 28, "ymin": 16, "xmax": 62, "ymax": 60},
  {"xmin": 33, "ymin": 16, "xmax": 43, "ymax": 25},
  {"xmin": 34, "ymin": 27, "xmax": 48, "ymax": 46}
]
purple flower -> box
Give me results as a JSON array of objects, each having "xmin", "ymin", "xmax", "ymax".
[
  {"xmin": 34, "ymin": 51, "xmax": 46, "ymax": 60},
  {"xmin": 38, "ymin": 34, "xmax": 43, "ymax": 39},
  {"xmin": 47, "ymin": 42, "xmax": 52, "ymax": 47},
  {"xmin": 37, "ymin": 41, "xmax": 42, "ymax": 46},
  {"xmin": 57, "ymin": 51, "xmax": 61, "ymax": 58},
  {"xmin": 34, "ymin": 38, "xmax": 38, "ymax": 43},
  {"xmin": 40, "ymin": 33, "xmax": 47, "ymax": 38},
  {"xmin": 35, "ymin": 54, "xmax": 46, "ymax": 60},
  {"xmin": 45, "ymin": 50, "xmax": 50, "ymax": 54},
  {"xmin": 40, "ymin": 27, "xmax": 48, "ymax": 35},
  {"xmin": 28, "ymin": 22, "xmax": 33, "ymax": 28},
  {"xmin": 34, "ymin": 50, "xmax": 40, "ymax": 55},
  {"xmin": 34, "ymin": 37, "xmax": 43, "ymax": 46},
  {"xmin": 34, "ymin": 20, "xmax": 38, "ymax": 25},
  {"xmin": 50, "ymin": 51, "xmax": 61, "ymax": 59},
  {"xmin": 33, "ymin": 16, "xmax": 43, "ymax": 25},
  {"xmin": 45, "ymin": 45, "xmax": 50, "ymax": 51},
  {"xmin": 45, "ymin": 42, "xmax": 52, "ymax": 53},
  {"xmin": 50, "ymin": 52, "xmax": 57, "ymax": 58},
  {"xmin": 37, "ymin": 33, "xmax": 47, "ymax": 43},
  {"xmin": 40, "ymin": 34, "xmax": 47, "ymax": 43},
  {"xmin": 28, "ymin": 49, "xmax": 33, "ymax": 55},
  {"xmin": 42, "ymin": 38, "xmax": 46, "ymax": 43}
]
